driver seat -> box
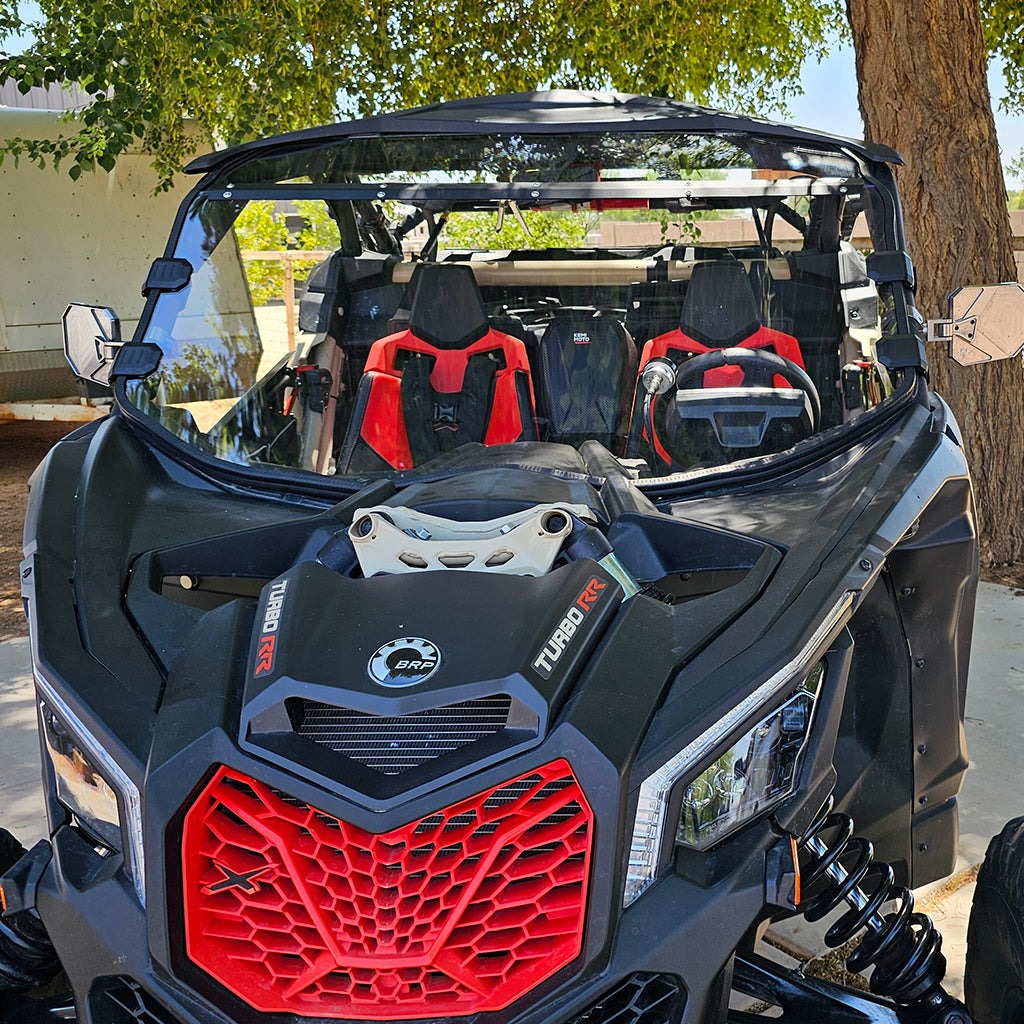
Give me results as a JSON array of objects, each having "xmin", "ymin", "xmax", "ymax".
[
  {"xmin": 640, "ymin": 260, "xmax": 806, "ymax": 386},
  {"xmin": 628, "ymin": 261, "xmax": 807, "ymax": 463}
]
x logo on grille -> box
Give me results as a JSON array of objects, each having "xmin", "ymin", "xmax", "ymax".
[{"xmin": 204, "ymin": 863, "xmax": 269, "ymax": 895}]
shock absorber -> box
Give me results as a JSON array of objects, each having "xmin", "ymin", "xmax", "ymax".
[
  {"xmin": 797, "ymin": 798, "xmax": 963, "ymax": 1013},
  {"xmin": 0, "ymin": 842, "xmax": 61, "ymax": 993}
]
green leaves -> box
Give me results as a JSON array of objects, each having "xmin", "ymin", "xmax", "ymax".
[
  {"xmin": 982, "ymin": 0, "xmax": 1024, "ymax": 114},
  {"xmin": 4, "ymin": 0, "xmax": 1010, "ymax": 190}
]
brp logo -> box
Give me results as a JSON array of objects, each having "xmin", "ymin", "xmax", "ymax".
[{"xmin": 368, "ymin": 637, "xmax": 442, "ymax": 687}]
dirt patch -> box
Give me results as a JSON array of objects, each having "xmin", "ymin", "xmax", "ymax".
[
  {"xmin": 0, "ymin": 421, "xmax": 76, "ymax": 641},
  {"xmin": 916, "ymin": 863, "xmax": 980, "ymax": 912},
  {"xmin": 979, "ymin": 562, "xmax": 1024, "ymax": 593}
]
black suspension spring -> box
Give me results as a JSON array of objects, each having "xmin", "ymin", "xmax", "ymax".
[
  {"xmin": 797, "ymin": 797, "xmax": 946, "ymax": 1005},
  {"xmin": 0, "ymin": 908, "xmax": 60, "ymax": 992}
]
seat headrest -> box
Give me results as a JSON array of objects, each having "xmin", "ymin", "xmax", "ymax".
[
  {"xmin": 679, "ymin": 261, "xmax": 761, "ymax": 347},
  {"xmin": 408, "ymin": 264, "xmax": 489, "ymax": 350}
]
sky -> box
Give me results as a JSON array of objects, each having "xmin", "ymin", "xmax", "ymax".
[{"xmin": 2, "ymin": 7, "xmax": 1022, "ymax": 186}]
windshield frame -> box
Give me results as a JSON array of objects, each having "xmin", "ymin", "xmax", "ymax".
[{"xmin": 113, "ymin": 122, "xmax": 925, "ymax": 503}]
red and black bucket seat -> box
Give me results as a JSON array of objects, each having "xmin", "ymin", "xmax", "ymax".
[
  {"xmin": 628, "ymin": 260, "xmax": 808, "ymax": 464},
  {"xmin": 339, "ymin": 264, "xmax": 537, "ymax": 472}
]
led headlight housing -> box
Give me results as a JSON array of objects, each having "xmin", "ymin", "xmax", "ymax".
[
  {"xmin": 40, "ymin": 701, "xmax": 122, "ymax": 851},
  {"xmin": 35, "ymin": 671, "xmax": 145, "ymax": 905},
  {"xmin": 676, "ymin": 661, "xmax": 824, "ymax": 850},
  {"xmin": 624, "ymin": 591, "xmax": 852, "ymax": 907}
]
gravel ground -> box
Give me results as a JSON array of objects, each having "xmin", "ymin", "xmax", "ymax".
[{"xmin": 0, "ymin": 421, "xmax": 75, "ymax": 641}]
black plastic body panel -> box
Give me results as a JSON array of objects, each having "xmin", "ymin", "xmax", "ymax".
[{"xmin": 9, "ymin": 385, "xmax": 980, "ymax": 1024}]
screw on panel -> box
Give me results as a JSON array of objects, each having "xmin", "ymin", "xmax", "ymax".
[
  {"xmin": 914, "ymin": 658, "xmax": 925, "ymax": 668},
  {"xmin": 859, "ymin": 559, "xmax": 873, "ymax": 571},
  {"xmin": 917, "ymin": 744, "xmax": 928, "ymax": 754}
]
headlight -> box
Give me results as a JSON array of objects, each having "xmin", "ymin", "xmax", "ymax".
[
  {"xmin": 35, "ymin": 672, "xmax": 146, "ymax": 905},
  {"xmin": 40, "ymin": 701, "xmax": 122, "ymax": 851},
  {"xmin": 675, "ymin": 661, "xmax": 824, "ymax": 849},
  {"xmin": 624, "ymin": 591, "xmax": 853, "ymax": 907}
]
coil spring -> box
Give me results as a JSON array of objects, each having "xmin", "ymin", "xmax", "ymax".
[
  {"xmin": 797, "ymin": 797, "xmax": 946, "ymax": 1004},
  {"xmin": 0, "ymin": 908, "xmax": 59, "ymax": 992}
]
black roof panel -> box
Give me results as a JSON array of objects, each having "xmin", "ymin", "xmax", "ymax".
[{"xmin": 184, "ymin": 90, "xmax": 902, "ymax": 176}]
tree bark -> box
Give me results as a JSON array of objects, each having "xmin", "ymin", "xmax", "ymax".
[{"xmin": 847, "ymin": 0, "xmax": 1024, "ymax": 565}]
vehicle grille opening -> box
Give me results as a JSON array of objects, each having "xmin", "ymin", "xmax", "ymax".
[
  {"xmin": 294, "ymin": 693, "xmax": 514, "ymax": 774},
  {"xmin": 90, "ymin": 977, "xmax": 181, "ymax": 1024},
  {"xmin": 181, "ymin": 759, "xmax": 593, "ymax": 1019},
  {"xmin": 569, "ymin": 974, "xmax": 686, "ymax": 1024}
]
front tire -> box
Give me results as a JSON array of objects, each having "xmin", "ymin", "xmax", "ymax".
[{"xmin": 965, "ymin": 817, "xmax": 1024, "ymax": 1024}]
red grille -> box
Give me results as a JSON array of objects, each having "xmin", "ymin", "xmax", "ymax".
[{"xmin": 181, "ymin": 761, "xmax": 593, "ymax": 1019}]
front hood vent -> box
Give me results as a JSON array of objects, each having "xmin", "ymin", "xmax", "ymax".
[
  {"xmin": 294, "ymin": 693, "xmax": 516, "ymax": 774},
  {"xmin": 238, "ymin": 559, "xmax": 621, "ymax": 804}
]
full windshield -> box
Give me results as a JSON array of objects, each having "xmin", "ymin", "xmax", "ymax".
[{"xmin": 127, "ymin": 131, "xmax": 904, "ymax": 483}]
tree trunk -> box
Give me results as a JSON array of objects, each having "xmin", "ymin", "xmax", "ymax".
[{"xmin": 847, "ymin": 0, "xmax": 1024, "ymax": 565}]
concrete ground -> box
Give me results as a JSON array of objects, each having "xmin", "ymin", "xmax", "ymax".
[
  {"xmin": 0, "ymin": 582, "xmax": 1021, "ymax": 1001},
  {"xmin": 761, "ymin": 581, "xmax": 1024, "ymax": 1000}
]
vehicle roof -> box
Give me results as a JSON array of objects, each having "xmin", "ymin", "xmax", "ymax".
[{"xmin": 184, "ymin": 89, "xmax": 902, "ymax": 176}]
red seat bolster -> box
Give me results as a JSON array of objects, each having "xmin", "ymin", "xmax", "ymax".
[
  {"xmin": 358, "ymin": 328, "xmax": 536, "ymax": 469},
  {"xmin": 359, "ymin": 372, "xmax": 414, "ymax": 470},
  {"xmin": 641, "ymin": 325, "xmax": 805, "ymax": 388}
]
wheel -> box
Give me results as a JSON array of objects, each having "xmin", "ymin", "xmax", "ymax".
[
  {"xmin": 965, "ymin": 817, "xmax": 1024, "ymax": 1024},
  {"xmin": 673, "ymin": 346, "xmax": 822, "ymax": 429},
  {"xmin": 0, "ymin": 830, "xmax": 25, "ymax": 876},
  {"xmin": 643, "ymin": 347, "xmax": 823, "ymax": 470}
]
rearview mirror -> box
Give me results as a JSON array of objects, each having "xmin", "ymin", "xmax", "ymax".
[
  {"xmin": 927, "ymin": 282, "xmax": 1024, "ymax": 366},
  {"xmin": 63, "ymin": 304, "xmax": 123, "ymax": 386}
]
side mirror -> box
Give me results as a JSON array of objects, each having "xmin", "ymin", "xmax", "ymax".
[
  {"xmin": 63, "ymin": 304, "xmax": 123, "ymax": 386},
  {"xmin": 927, "ymin": 282, "xmax": 1024, "ymax": 366}
]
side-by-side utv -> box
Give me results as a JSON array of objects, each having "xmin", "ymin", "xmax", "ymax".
[{"xmin": 4, "ymin": 90, "xmax": 1024, "ymax": 1024}]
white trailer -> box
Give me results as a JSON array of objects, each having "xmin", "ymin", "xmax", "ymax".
[{"xmin": 0, "ymin": 107, "xmax": 197, "ymax": 417}]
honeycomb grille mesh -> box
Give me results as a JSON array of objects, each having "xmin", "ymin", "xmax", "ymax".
[
  {"xmin": 182, "ymin": 761, "xmax": 593, "ymax": 1019},
  {"xmin": 569, "ymin": 974, "xmax": 685, "ymax": 1024},
  {"xmin": 295, "ymin": 694, "xmax": 513, "ymax": 774},
  {"xmin": 90, "ymin": 977, "xmax": 180, "ymax": 1024}
]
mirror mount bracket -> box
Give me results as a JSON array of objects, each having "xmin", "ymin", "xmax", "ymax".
[{"xmin": 926, "ymin": 316, "xmax": 976, "ymax": 345}]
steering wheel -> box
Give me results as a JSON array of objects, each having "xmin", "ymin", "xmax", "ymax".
[{"xmin": 672, "ymin": 346, "xmax": 822, "ymax": 431}]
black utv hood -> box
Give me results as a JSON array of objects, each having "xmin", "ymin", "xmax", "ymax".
[{"xmin": 237, "ymin": 559, "xmax": 625, "ymax": 804}]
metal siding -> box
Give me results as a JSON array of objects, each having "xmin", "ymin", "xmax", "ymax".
[
  {"xmin": 0, "ymin": 81, "xmax": 90, "ymax": 110},
  {"xmin": 0, "ymin": 109, "xmax": 198, "ymax": 401}
]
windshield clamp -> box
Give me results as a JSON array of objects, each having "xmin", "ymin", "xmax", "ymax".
[
  {"xmin": 142, "ymin": 258, "xmax": 193, "ymax": 296},
  {"xmin": 874, "ymin": 333, "xmax": 927, "ymax": 371}
]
